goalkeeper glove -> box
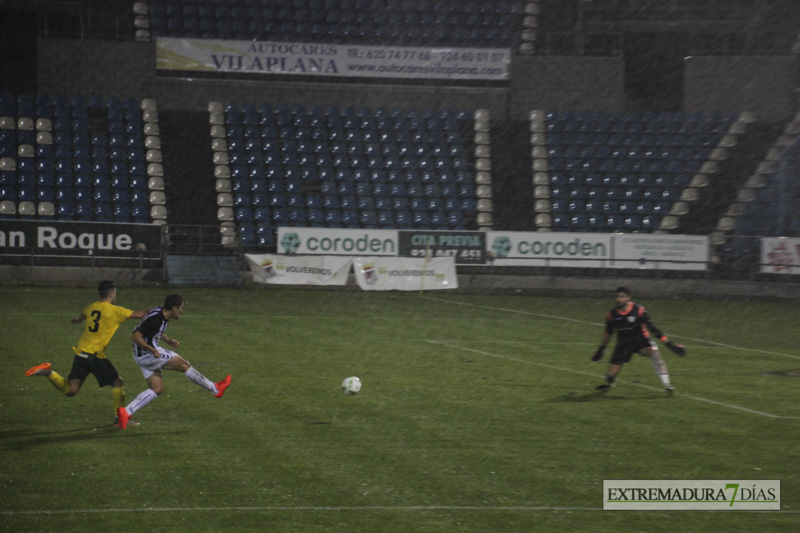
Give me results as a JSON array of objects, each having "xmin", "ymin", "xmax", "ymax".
[
  {"xmin": 664, "ymin": 340, "xmax": 687, "ymax": 357},
  {"xmin": 591, "ymin": 345, "xmax": 605, "ymax": 361}
]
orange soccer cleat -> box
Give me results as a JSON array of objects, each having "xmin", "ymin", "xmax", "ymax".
[
  {"xmin": 117, "ymin": 407, "xmax": 130, "ymax": 430},
  {"xmin": 214, "ymin": 375, "xmax": 231, "ymax": 398},
  {"xmin": 25, "ymin": 363, "xmax": 52, "ymax": 377}
]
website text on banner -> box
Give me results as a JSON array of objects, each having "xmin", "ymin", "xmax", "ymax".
[
  {"xmin": 245, "ymin": 254, "xmax": 351, "ymax": 285},
  {"xmin": 613, "ymin": 234, "xmax": 709, "ymax": 271},
  {"xmin": 761, "ymin": 237, "xmax": 800, "ymax": 274},
  {"xmin": 352, "ymin": 256, "xmax": 458, "ymax": 291},
  {"xmin": 156, "ymin": 38, "xmax": 510, "ymax": 81}
]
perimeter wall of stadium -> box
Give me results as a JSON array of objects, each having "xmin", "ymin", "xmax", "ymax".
[{"xmin": 4, "ymin": 262, "xmax": 800, "ymax": 300}]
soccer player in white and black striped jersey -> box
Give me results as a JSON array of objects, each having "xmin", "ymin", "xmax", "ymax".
[{"xmin": 117, "ymin": 294, "xmax": 231, "ymax": 429}]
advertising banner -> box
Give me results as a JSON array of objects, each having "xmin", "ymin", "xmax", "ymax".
[
  {"xmin": 0, "ymin": 220, "xmax": 161, "ymax": 257},
  {"xmin": 352, "ymin": 256, "xmax": 457, "ymax": 291},
  {"xmin": 760, "ymin": 237, "xmax": 800, "ymax": 274},
  {"xmin": 398, "ymin": 230, "xmax": 485, "ymax": 265},
  {"xmin": 614, "ymin": 234, "xmax": 709, "ymax": 271},
  {"xmin": 157, "ymin": 38, "xmax": 510, "ymax": 81},
  {"xmin": 277, "ymin": 227, "xmax": 398, "ymax": 256},
  {"xmin": 245, "ymin": 254, "xmax": 351, "ymax": 285},
  {"xmin": 486, "ymin": 231, "xmax": 613, "ymax": 267}
]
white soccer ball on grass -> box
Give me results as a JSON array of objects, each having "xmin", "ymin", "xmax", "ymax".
[{"xmin": 341, "ymin": 376, "xmax": 361, "ymax": 395}]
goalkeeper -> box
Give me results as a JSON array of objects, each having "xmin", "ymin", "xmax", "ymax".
[{"xmin": 590, "ymin": 286, "xmax": 686, "ymax": 395}]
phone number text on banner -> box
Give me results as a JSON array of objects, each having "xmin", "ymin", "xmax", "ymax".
[{"xmin": 156, "ymin": 38, "xmax": 510, "ymax": 81}]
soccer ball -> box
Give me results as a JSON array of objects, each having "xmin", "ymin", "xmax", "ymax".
[{"xmin": 341, "ymin": 376, "xmax": 361, "ymax": 395}]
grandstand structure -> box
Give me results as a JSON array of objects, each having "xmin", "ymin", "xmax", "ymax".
[{"xmin": 1, "ymin": 0, "xmax": 799, "ymax": 283}]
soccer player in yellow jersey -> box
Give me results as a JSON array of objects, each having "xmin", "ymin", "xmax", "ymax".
[{"xmin": 25, "ymin": 281, "xmax": 149, "ymax": 423}]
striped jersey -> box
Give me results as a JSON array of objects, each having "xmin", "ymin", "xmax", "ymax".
[{"xmin": 133, "ymin": 307, "xmax": 168, "ymax": 357}]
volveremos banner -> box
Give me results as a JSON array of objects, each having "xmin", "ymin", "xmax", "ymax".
[
  {"xmin": 245, "ymin": 254, "xmax": 351, "ymax": 285},
  {"xmin": 277, "ymin": 227, "xmax": 398, "ymax": 256},
  {"xmin": 761, "ymin": 237, "xmax": 800, "ymax": 274},
  {"xmin": 487, "ymin": 231, "xmax": 613, "ymax": 267},
  {"xmin": 614, "ymin": 234, "xmax": 709, "ymax": 271},
  {"xmin": 352, "ymin": 256, "xmax": 457, "ymax": 291},
  {"xmin": 0, "ymin": 220, "xmax": 161, "ymax": 256},
  {"xmin": 157, "ymin": 38, "xmax": 510, "ymax": 81}
]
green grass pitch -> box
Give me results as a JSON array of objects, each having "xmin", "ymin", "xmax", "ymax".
[{"xmin": 1, "ymin": 285, "xmax": 799, "ymax": 532}]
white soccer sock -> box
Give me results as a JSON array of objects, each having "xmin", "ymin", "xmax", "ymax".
[
  {"xmin": 650, "ymin": 352, "xmax": 672, "ymax": 387},
  {"xmin": 184, "ymin": 366, "xmax": 218, "ymax": 394},
  {"xmin": 126, "ymin": 388, "xmax": 158, "ymax": 416}
]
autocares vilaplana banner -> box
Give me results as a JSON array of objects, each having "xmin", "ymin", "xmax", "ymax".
[
  {"xmin": 352, "ymin": 256, "xmax": 457, "ymax": 291},
  {"xmin": 156, "ymin": 37, "xmax": 510, "ymax": 81},
  {"xmin": 245, "ymin": 254, "xmax": 351, "ymax": 285}
]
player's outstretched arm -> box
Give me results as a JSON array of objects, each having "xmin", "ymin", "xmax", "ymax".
[
  {"xmin": 129, "ymin": 308, "xmax": 151, "ymax": 320},
  {"xmin": 643, "ymin": 313, "xmax": 686, "ymax": 356},
  {"xmin": 659, "ymin": 336, "xmax": 687, "ymax": 356}
]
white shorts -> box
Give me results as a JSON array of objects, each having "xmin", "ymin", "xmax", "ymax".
[{"xmin": 134, "ymin": 346, "xmax": 180, "ymax": 379}]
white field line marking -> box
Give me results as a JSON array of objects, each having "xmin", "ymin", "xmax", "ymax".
[
  {"xmin": 3, "ymin": 505, "xmax": 798, "ymax": 516},
  {"xmin": 423, "ymin": 296, "xmax": 800, "ymax": 361},
  {"xmin": 0, "ymin": 505, "xmax": 601, "ymax": 516},
  {"xmin": 411, "ymin": 339, "xmax": 596, "ymax": 345},
  {"xmin": 427, "ymin": 341, "xmax": 800, "ymax": 420}
]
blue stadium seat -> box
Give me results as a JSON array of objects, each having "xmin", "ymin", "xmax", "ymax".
[
  {"xmin": 360, "ymin": 210, "xmax": 377, "ymax": 227},
  {"xmin": 111, "ymin": 189, "xmax": 130, "ymax": 205},
  {"xmin": 412, "ymin": 211, "xmax": 430, "ymax": 227},
  {"xmin": 378, "ymin": 211, "xmax": 395, "ymax": 227},
  {"xmin": 74, "ymin": 201, "xmax": 93, "ymax": 220},
  {"xmin": 358, "ymin": 196, "xmax": 375, "ymax": 211},
  {"xmin": 113, "ymin": 204, "xmax": 131, "ymax": 222},
  {"xmin": 272, "ymin": 208, "xmax": 289, "ymax": 225},
  {"xmin": 131, "ymin": 205, "xmax": 149, "ymax": 222},
  {"xmin": 324, "ymin": 209, "xmax": 342, "ymax": 227},
  {"xmin": 307, "ymin": 208, "xmax": 325, "ymax": 226},
  {"xmin": 342, "ymin": 209, "xmax": 359, "ymax": 227},
  {"xmin": 253, "ymin": 207, "xmax": 271, "ymax": 223},
  {"xmin": 236, "ymin": 207, "xmax": 253, "ymax": 222},
  {"xmin": 289, "ymin": 208, "xmax": 307, "ymax": 225},
  {"xmin": 56, "ymin": 202, "xmax": 75, "ymax": 219},
  {"xmin": 130, "ymin": 190, "xmax": 148, "ymax": 206},
  {"xmin": 395, "ymin": 211, "xmax": 412, "ymax": 227},
  {"xmin": 448, "ymin": 211, "xmax": 465, "ymax": 228}
]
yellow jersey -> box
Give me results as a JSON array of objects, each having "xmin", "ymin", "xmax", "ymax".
[{"xmin": 74, "ymin": 301, "xmax": 133, "ymax": 359}]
